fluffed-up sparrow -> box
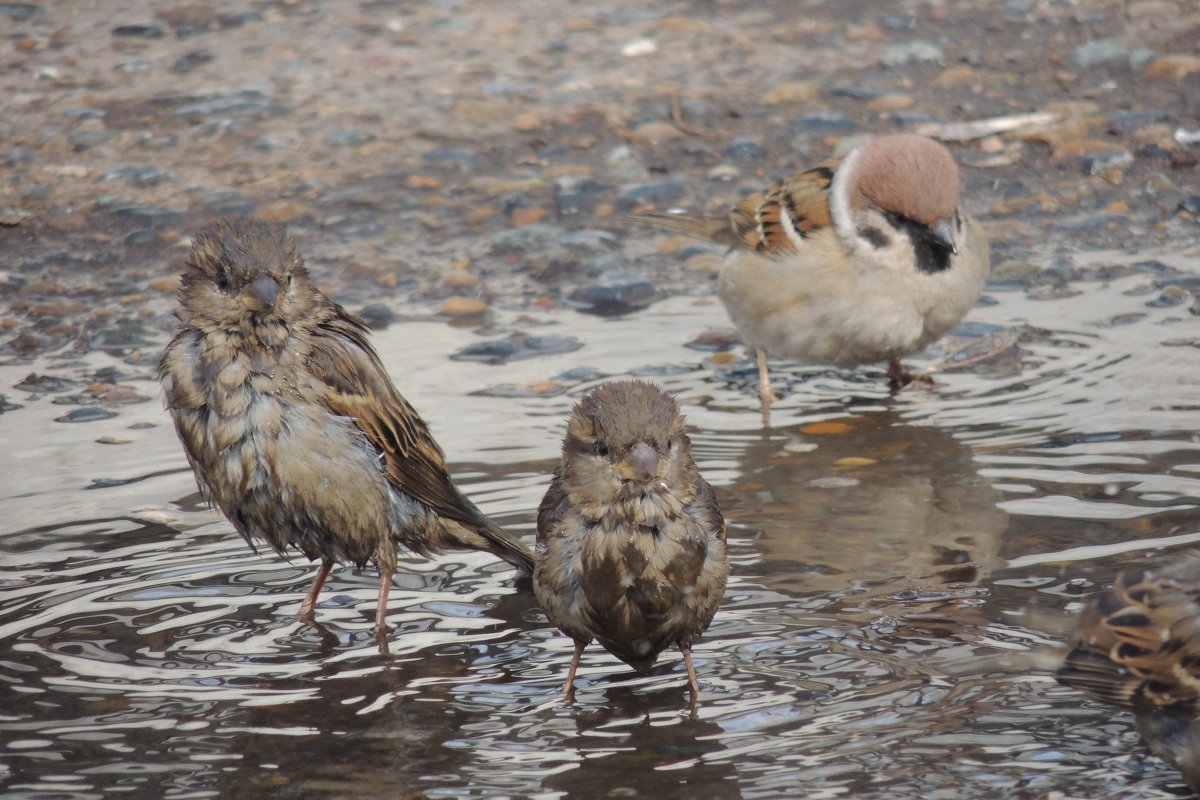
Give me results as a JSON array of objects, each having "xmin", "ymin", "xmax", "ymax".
[
  {"xmin": 534, "ymin": 380, "xmax": 727, "ymax": 704},
  {"xmin": 159, "ymin": 216, "xmax": 533, "ymax": 635}
]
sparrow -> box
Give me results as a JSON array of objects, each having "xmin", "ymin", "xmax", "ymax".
[
  {"xmin": 1057, "ymin": 559, "xmax": 1200, "ymax": 793},
  {"xmin": 630, "ymin": 133, "xmax": 990, "ymax": 422},
  {"xmin": 534, "ymin": 380, "xmax": 727, "ymax": 703},
  {"xmin": 158, "ymin": 216, "xmax": 534, "ymax": 635}
]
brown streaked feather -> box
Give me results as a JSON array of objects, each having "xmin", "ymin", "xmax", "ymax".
[
  {"xmin": 307, "ymin": 302, "xmax": 534, "ymax": 572},
  {"xmin": 1059, "ymin": 560, "xmax": 1200, "ymax": 712},
  {"xmin": 627, "ymin": 160, "xmax": 839, "ymax": 258}
]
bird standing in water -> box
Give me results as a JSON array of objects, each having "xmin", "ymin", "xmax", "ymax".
[
  {"xmin": 534, "ymin": 380, "xmax": 727, "ymax": 703},
  {"xmin": 1057, "ymin": 559, "xmax": 1200, "ymax": 793},
  {"xmin": 159, "ymin": 216, "xmax": 533, "ymax": 634},
  {"xmin": 630, "ymin": 133, "xmax": 990, "ymax": 422}
]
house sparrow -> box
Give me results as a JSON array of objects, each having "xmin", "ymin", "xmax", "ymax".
[
  {"xmin": 534, "ymin": 380, "xmax": 727, "ymax": 703},
  {"xmin": 630, "ymin": 133, "xmax": 990, "ymax": 421},
  {"xmin": 158, "ymin": 216, "xmax": 534, "ymax": 634},
  {"xmin": 1057, "ymin": 560, "xmax": 1200, "ymax": 792}
]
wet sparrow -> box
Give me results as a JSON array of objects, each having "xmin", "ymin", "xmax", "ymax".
[
  {"xmin": 1057, "ymin": 559, "xmax": 1200, "ymax": 792},
  {"xmin": 534, "ymin": 380, "xmax": 727, "ymax": 703},
  {"xmin": 158, "ymin": 216, "xmax": 534, "ymax": 634},
  {"xmin": 630, "ymin": 133, "xmax": 990, "ymax": 421}
]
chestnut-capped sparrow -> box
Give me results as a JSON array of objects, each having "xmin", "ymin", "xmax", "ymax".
[
  {"xmin": 1057, "ymin": 559, "xmax": 1200, "ymax": 793},
  {"xmin": 631, "ymin": 133, "xmax": 990, "ymax": 422},
  {"xmin": 159, "ymin": 216, "xmax": 533, "ymax": 634},
  {"xmin": 534, "ymin": 380, "xmax": 727, "ymax": 704}
]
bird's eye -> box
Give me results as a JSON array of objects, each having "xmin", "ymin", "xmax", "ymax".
[
  {"xmin": 214, "ymin": 269, "xmax": 231, "ymax": 291},
  {"xmin": 595, "ymin": 441, "xmax": 610, "ymax": 458},
  {"xmin": 666, "ymin": 439, "xmax": 674, "ymax": 453},
  {"xmin": 286, "ymin": 273, "xmax": 293, "ymax": 286}
]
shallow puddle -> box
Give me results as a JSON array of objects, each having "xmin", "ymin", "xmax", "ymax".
[{"xmin": 2, "ymin": 254, "xmax": 1200, "ymax": 799}]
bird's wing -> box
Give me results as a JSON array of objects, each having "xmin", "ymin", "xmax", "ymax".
[
  {"xmin": 536, "ymin": 468, "xmax": 571, "ymax": 546},
  {"xmin": 626, "ymin": 158, "xmax": 840, "ymax": 258},
  {"xmin": 306, "ymin": 312, "xmax": 483, "ymax": 529},
  {"xmin": 1059, "ymin": 564, "xmax": 1200, "ymax": 711}
]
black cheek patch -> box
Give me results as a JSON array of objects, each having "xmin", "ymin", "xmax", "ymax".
[{"xmin": 857, "ymin": 225, "xmax": 890, "ymax": 249}]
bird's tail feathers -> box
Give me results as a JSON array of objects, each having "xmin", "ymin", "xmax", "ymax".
[
  {"xmin": 438, "ymin": 514, "xmax": 535, "ymax": 576},
  {"xmin": 624, "ymin": 211, "xmax": 732, "ymax": 245}
]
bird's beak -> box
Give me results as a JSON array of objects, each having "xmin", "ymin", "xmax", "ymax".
[
  {"xmin": 926, "ymin": 219, "xmax": 958, "ymax": 255},
  {"xmin": 240, "ymin": 273, "xmax": 279, "ymax": 312},
  {"xmin": 617, "ymin": 441, "xmax": 660, "ymax": 483}
]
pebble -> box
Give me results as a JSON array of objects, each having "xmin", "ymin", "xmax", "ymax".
[
  {"xmin": 807, "ymin": 476, "xmax": 861, "ymax": 489},
  {"xmin": 879, "ymin": 41, "xmax": 943, "ymax": 67},
  {"xmin": 1143, "ymin": 55, "xmax": 1200, "ymax": 80},
  {"xmin": 566, "ymin": 272, "xmax": 656, "ymax": 316},
  {"xmin": 490, "ymin": 224, "xmax": 563, "ymax": 255},
  {"xmin": 56, "ymin": 407, "xmax": 118, "ymax": 423},
  {"xmin": 440, "ymin": 297, "xmax": 488, "ymax": 317},
  {"xmin": 112, "ymin": 23, "xmax": 165, "ymax": 38},
  {"xmin": 617, "ymin": 179, "xmax": 687, "ymax": 208},
  {"xmin": 759, "ymin": 81, "xmax": 818, "ymax": 105},
  {"xmin": 172, "ymin": 49, "xmax": 214, "ymax": 73},
  {"xmin": 621, "ymin": 38, "xmax": 657, "ymax": 57},
  {"xmin": 1177, "ymin": 195, "xmax": 1200, "ymax": 214},
  {"xmin": 324, "ymin": 128, "xmax": 377, "ymax": 147},
  {"xmin": 789, "ymin": 110, "xmax": 858, "ymax": 132},
  {"xmin": 1073, "ymin": 40, "xmax": 1130, "ymax": 69},
  {"xmin": 171, "ymin": 90, "xmax": 285, "ymax": 121},
  {"xmin": 102, "ymin": 165, "xmax": 179, "ymax": 186},
  {"xmin": 1145, "ymin": 285, "xmax": 1191, "ymax": 307},
  {"xmin": 68, "ymin": 131, "xmax": 118, "ymax": 151},
  {"xmin": 629, "ymin": 121, "xmax": 684, "ymax": 143},
  {"xmin": 111, "ymin": 207, "xmax": 184, "ymax": 226},
  {"xmin": 1081, "ymin": 151, "xmax": 1133, "ymax": 175},
  {"xmin": 115, "ymin": 60, "xmax": 153, "ymax": 74},
  {"xmin": 451, "ymin": 333, "xmax": 583, "ymax": 365},
  {"xmin": 357, "ymin": 303, "xmax": 395, "ymax": 329},
  {"xmin": 421, "ymin": 147, "xmax": 478, "ymax": 170},
  {"xmin": 560, "ymin": 229, "xmax": 619, "ymax": 253},
  {"xmin": 14, "ymin": 373, "xmax": 77, "ymax": 394},
  {"xmin": 723, "ymin": 137, "xmax": 766, "ymax": 161},
  {"xmin": 0, "ymin": 4, "xmax": 42, "ymax": 22},
  {"xmin": 685, "ymin": 328, "xmax": 740, "ymax": 352},
  {"xmin": 474, "ymin": 380, "xmax": 566, "ymax": 398}
]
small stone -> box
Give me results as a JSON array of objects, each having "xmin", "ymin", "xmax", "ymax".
[
  {"xmin": 323, "ymin": 128, "xmax": 377, "ymax": 147},
  {"xmin": 0, "ymin": 4, "xmax": 42, "ymax": 22},
  {"xmin": 1073, "ymin": 40, "xmax": 1129, "ymax": 69},
  {"xmin": 800, "ymin": 421, "xmax": 853, "ymax": 435},
  {"xmin": 510, "ymin": 207, "xmax": 547, "ymax": 227},
  {"xmin": 567, "ymin": 272, "xmax": 656, "ymax": 317},
  {"xmin": 102, "ymin": 164, "xmax": 179, "ymax": 186},
  {"xmin": 451, "ymin": 333, "xmax": 582, "ymax": 365},
  {"xmin": 255, "ymin": 200, "xmax": 309, "ymax": 224},
  {"xmin": 1142, "ymin": 55, "xmax": 1200, "ymax": 80},
  {"xmin": 440, "ymin": 297, "xmax": 488, "ymax": 316},
  {"xmin": 68, "ymin": 130, "xmax": 118, "ymax": 151},
  {"xmin": 879, "ymin": 41, "xmax": 943, "ymax": 67},
  {"xmin": 1145, "ymin": 285, "xmax": 1191, "ymax": 307},
  {"xmin": 56, "ymin": 407, "xmax": 118, "ymax": 423},
  {"xmin": 357, "ymin": 303, "xmax": 395, "ymax": 329},
  {"xmin": 760, "ymin": 81, "xmax": 818, "ymax": 105},
  {"xmin": 513, "ymin": 112, "xmax": 541, "ymax": 131},
  {"xmin": 617, "ymin": 179, "xmax": 686, "ymax": 208},
  {"xmin": 1177, "ymin": 195, "xmax": 1200, "ymax": 215},
  {"xmin": 628, "ymin": 121, "xmax": 684, "ymax": 143},
  {"xmin": 723, "ymin": 137, "xmax": 766, "ymax": 161},
  {"xmin": 789, "ymin": 110, "xmax": 858, "ymax": 132},
  {"xmin": 112, "ymin": 23, "xmax": 165, "ymax": 38},
  {"xmin": 115, "ymin": 60, "xmax": 153, "ymax": 74},
  {"xmin": 172, "ymin": 49, "xmax": 213, "ymax": 73},
  {"xmin": 808, "ymin": 476, "xmax": 861, "ymax": 489},
  {"xmin": 685, "ymin": 328, "xmax": 740, "ymax": 352},
  {"xmin": 866, "ymin": 93, "xmax": 914, "ymax": 111},
  {"xmin": 1081, "ymin": 151, "xmax": 1133, "ymax": 175},
  {"xmin": 112, "ymin": 206, "xmax": 183, "ymax": 226},
  {"xmin": 621, "ymin": 38, "xmax": 656, "ymax": 57}
]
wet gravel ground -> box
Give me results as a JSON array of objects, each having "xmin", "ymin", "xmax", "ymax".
[{"xmin": 1, "ymin": 0, "xmax": 1199, "ymax": 365}]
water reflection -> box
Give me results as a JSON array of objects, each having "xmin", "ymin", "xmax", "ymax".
[{"xmin": 2, "ymin": 261, "xmax": 1199, "ymax": 799}]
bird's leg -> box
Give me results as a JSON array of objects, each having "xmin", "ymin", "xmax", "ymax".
[
  {"xmin": 562, "ymin": 641, "xmax": 585, "ymax": 701},
  {"xmin": 887, "ymin": 357, "xmax": 934, "ymax": 392},
  {"xmin": 756, "ymin": 347, "xmax": 776, "ymax": 425},
  {"xmin": 681, "ymin": 646, "xmax": 701, "ymax": 705},
  {"xmin": 373, "ymin": 572, "xmax": 393, "ymax": 636},
  {"xmin": 297, "ymin": 559, "xmax": 333, "ymax": 622}
]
